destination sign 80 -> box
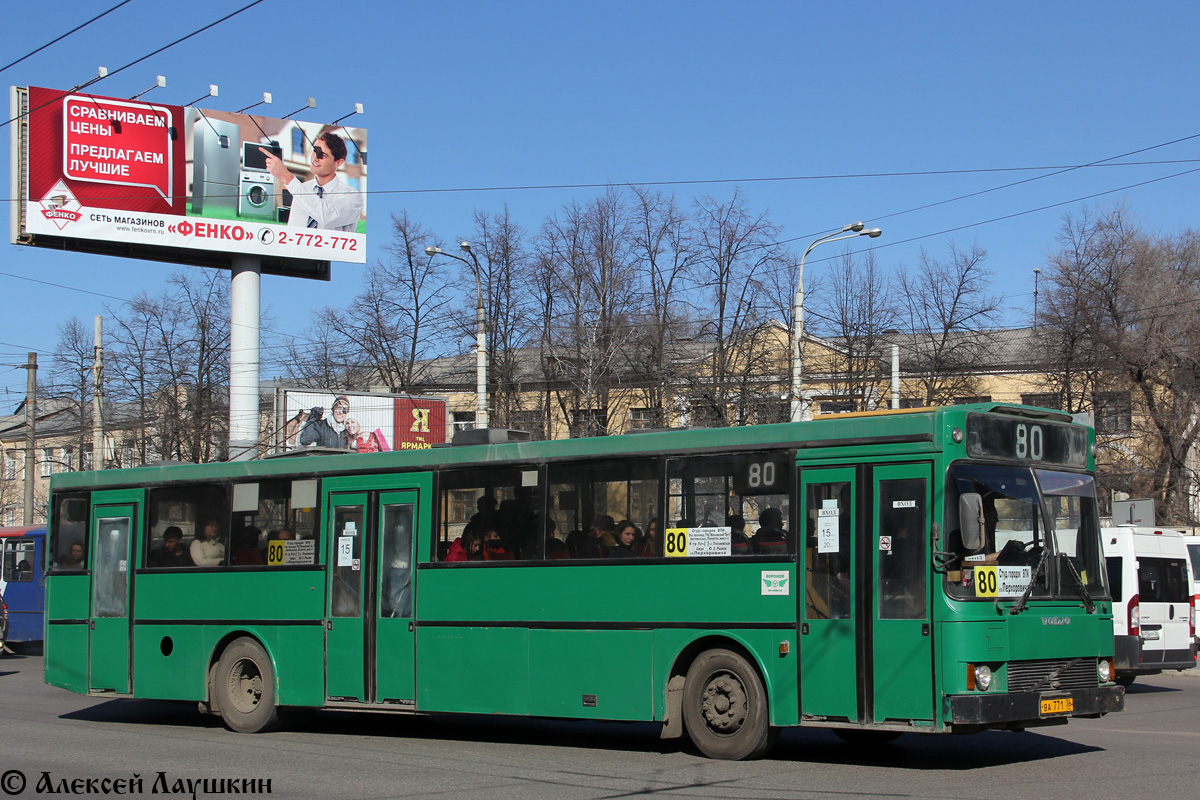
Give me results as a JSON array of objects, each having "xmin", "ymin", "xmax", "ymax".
[{"xmin": 965, "ymin": 413, "xmax": 1088, "ymax": 467}]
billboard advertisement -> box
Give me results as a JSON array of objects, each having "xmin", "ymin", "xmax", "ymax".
[
  {"xmin": 13, "ymin": 85, "xmax": 367, "ymax": 267},
  {"xmin": 279, "ymin": 390, "xmax": 448, "ymax": 453}
]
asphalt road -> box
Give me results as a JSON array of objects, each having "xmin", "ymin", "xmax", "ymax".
[{"xmin": 1, "ymin": 648, "xmax": 1197, "ymax": 800}]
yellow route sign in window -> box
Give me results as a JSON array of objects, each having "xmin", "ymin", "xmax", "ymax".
[
  {"xmin": 665, "ymin": 527, "xmax": 689, "ymax": 557},
  {"xmin": 975, "ymin": 565, "xmax": 999, "ymax": 597}
]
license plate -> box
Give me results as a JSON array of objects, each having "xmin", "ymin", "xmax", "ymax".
[
  {"xmin": 1040, "ymin": 697, "xmax": 1073, "ymax": 715},
  {"xmin": 1141, "ymin": 630, "xmax": 1160, "ymax": 640}
]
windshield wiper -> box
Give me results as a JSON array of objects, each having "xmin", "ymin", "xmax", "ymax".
[
  {"xmin": 1062, "ymin": 555, "xmax": 1096, "ymax": 613},
  {"xmin": 1009, "ymin": 546, "xmax": 1051, "ymax": 616}
]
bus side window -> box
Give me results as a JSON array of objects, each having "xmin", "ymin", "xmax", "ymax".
[
  {"xmin": 666, "ymin": 452, "xmax": 792, "ymax": 558},
  {"xmin": 805, "ymin": 481, "xmax": 851, "ymax": 620},
  {"xmin": 147, "ymin": 483, "xmax": 230, "ymax": 569},
  {"xmin": 438, "ymin": 466, "xmax": 545, "ymax": 561},
  {"xmin": 50, "ymin": 492, "xmax": 90, "ymax": 571}
]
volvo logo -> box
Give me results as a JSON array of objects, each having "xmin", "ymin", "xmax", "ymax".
[{"xmin": 1041, "ymin": 616, "xmax": 1071, "ymax": 626}]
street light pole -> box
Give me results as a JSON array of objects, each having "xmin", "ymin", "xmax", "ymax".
[
  {"xmin": 1033, "ymin": 267, "xmax": 1041, "ymax": 326},
  {"xmin": 426, "ymin": 243, "xmax": 489, "ymax": 429},
  {"xmin": 791, "ymin": 222, "xmax": 883, "ymax": 422}
]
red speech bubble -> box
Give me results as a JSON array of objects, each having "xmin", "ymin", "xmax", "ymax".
[{"xmin": 62, "ymin": 94, "xmax": 175, "ymax": 205}]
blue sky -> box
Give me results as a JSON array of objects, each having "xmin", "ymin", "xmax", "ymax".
[{"xmin": 3, "ymin": 1, "xmax": 1199, "ymax": 403}]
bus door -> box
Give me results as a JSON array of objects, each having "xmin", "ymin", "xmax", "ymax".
[
  {"xmin": 88, "ymin": 491, "xmax": 140, "ymax": 694},
  {"xmin": 323, "ymin": 476, "xmax": 422, "ymax": 705},
  {"xmin": 870, "ymin": 463, "xmax": 934, "ymax": 723},
  {"xmin": 799, "ymin": 467, "xmax": 859, "ymax": 721}
]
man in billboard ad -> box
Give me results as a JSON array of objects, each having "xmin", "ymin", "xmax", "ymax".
[
  {"xmin": 260, "ymin": 131, "xmax": 363, "ymax": 232},
  {"xmin": 16, "ymin": 86, "xmax": 367, "ymax": 265}
]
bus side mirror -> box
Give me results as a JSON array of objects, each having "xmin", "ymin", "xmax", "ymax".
[{"xmin": 960, "ymin": 493, "xmax": 985, "ymax": 551}]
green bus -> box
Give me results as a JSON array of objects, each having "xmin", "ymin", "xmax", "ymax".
[{"xmin": 43, "ymin": 403, "xmax": 1122, "ymax": 759}]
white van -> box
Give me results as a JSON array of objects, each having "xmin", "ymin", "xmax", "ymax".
[{"xmin": 1101, "ymin": 526, "xmax": 1196, "ymax": 686}]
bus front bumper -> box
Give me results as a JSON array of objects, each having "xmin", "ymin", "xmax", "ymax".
[{"xmin": 948, "ymin": 686, "xmax": 1124, "ymax": 730}]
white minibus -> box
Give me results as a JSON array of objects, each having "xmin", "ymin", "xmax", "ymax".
[{"xmin": 1101, "ymin": 526, "xmax": 1196, "ymax": 686}]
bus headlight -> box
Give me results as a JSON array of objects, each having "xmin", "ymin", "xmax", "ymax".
[
  {"xmin": 974, "ymin": 665, "xmax": 993, "ymax": 691},
  {"xmin": 1098, "ymin": 658, "xmax": 1113, "ymax": 683}
]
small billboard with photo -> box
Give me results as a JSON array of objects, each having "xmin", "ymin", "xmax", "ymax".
[
  {"xmin": 279, "ymin": 390, "xmax": 447, "ymax": 454},
  {"xmin": 11, "ymin": 85, "xmax": 367, "ymax": 274}
]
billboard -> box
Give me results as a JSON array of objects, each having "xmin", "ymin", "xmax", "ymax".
[
  {"xmin": 277, "ymin": 389, "xmax": 448, "ymax": 454},
  {"xmin": 11, "ymin": 86, "xmax": 368, "ymax": 276}
]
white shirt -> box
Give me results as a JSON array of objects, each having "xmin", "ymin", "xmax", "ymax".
[
  {"xmin": 284, "ymin": 172, "xmax": 363, "ymax": 232},
  {"xmin": 190, "ymin": 538, "xmax": 225, "ymax": 567}
]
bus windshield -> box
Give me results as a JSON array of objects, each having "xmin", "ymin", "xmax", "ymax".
[{"xmin": 945, "ymin": 463, "xmax": 1106, "ymax": 602}]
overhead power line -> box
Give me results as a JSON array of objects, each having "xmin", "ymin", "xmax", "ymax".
[
  {"xmin": 0, "ymin": 0, "xmax": 134, "ymax": 75},
  {"xmin": 0, "ymin": 0, "xmax": 266, "ymax": 131}
]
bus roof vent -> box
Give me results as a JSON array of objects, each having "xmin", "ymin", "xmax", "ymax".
[
  {"xmin": 261, "ymin": 446, "xmax": 353, "ymax": 459},
  {"xmin": 451, "ymin": 428, "xmax": 531, "ymax": 446}
]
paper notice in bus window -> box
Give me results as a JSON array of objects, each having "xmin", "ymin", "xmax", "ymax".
[
  {"xmin": 337, "ymin": 537, "xmax": 354, "ymax": 566},
  {"xmin": 285, "ymin": 539, "xmax": 315, "ymax": 565},
  {"xmin": 818, "ymin": 508, "xmax": 839, "ymax": 553},
  {"xmin": 688, "ymin": 527, "xmax": 732, "ymax": 557}
]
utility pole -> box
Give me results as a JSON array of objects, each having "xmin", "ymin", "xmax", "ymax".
[
  {"xmin": 22, "ymin": 352, "xmax": 36, "ymax": 524},
  {"xmin": 93, "ymin": 315, "xmax": 104, "ymax": 470}
]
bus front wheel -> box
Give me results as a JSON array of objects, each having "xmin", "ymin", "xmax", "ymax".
[
  {"xmin": 682, "ymin": 648, "xmax": 777, "ymax": 760},
  {"xmin": 214, "ymin": 637, "xmax": 281, "ymax": 733}
]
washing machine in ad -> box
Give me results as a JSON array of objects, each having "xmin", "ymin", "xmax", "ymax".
[{"xmin": 238, "ymin": 141, "xmax": 280, "ymax": 220}]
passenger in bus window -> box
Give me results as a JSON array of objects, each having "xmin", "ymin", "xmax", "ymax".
[
  {"xmin": 444, "ymin": 529, "xmax": 482, "ymax": 562},
  {"xmin": 232, "ymin": 526, "xmax": 265, "ymax": 566},
  {"xmin": 727, "ymin": 514, "xmax": 752, "ymax": 556},
  {"xmin": 13, "ymin": 557, "xmax": 33, "ymax": 580},
  {"xmin": 149, "ymin": 526, "xmax": 194, "ymax": 568},
  {"xmin": 58, "ymin": 541, "xmax": 86, "ymax": 570},
  {"xmin": 752, "ymin": 508, "xmax": 790, "ymax": 554},
  {"xmin": 609, "ymin": 520, "xmax": 640, "ymax": 558},
  {"xmin": 481, "ymin": 527, "xmax": 514, "ymax": 560},
  {"xmin": 637, "ymin": 518, "xmax": 660, "ymax": 558},
  {"xmin": 580, "ymin": 515, "xmax": 616, "ymax": 558},
  {"xmin": 190, "ymin": 519, "xmax": 226, "ymax": 567},
  {"xmin": 565, "ymin": 528, "xmax": 587, "ymax": 559}
]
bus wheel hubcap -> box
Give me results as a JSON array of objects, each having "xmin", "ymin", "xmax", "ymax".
[
  {"xmin": 701, "ymin": 673, "xmax": 747, "ymax": 733},
  {"xmin": 229, "ymin": 659, "xmax": 263, "ymax": 713}
]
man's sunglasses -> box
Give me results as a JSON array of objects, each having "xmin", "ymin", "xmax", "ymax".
[{"xmin": 313, "ymin": 146, "xmax": 331, "ymax": 160}]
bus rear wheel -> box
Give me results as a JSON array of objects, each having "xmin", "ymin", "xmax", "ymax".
[
  {"xmin": 214, "ymin": 637, "xmax": 281, "ymax": 733},
  {"xmin": 682, "ymin": 648, "xmax": 777, "ymax": 760}
]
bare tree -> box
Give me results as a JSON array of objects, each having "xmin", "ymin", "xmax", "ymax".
[
  {"xmin": 1039, "ymin": 207, "xmax": 1200, "ymax": 521},
  {"xmin": 469, "ymin": 206, "xmax": 535, "ymax": 428},
  {"xmin": 686, "ymin": 190, "xmax": 789, "ymax": 426},
  {"xmin": 623, "ymin": 186, "xmax": 699, "ymax": 428},
  {"xmin": 535, "ymin": 190, "xmax": 640, "ymax": 437},
  {"xmin": 107, "ymin": 271, "xmax": 230, "ymax": 464},
  {"xmin": 49, "ymin": 317, "xmax": 95, "ymax": 470},
  {"xmin": 809, "ymin": 249, "xmax": 899, "ymax": 411},
  {"xmin": 897, "ymin": 242, "xmax": 1000, "ymax": 406},
  {"xmin": 290, "ymin": 212, "xmax": 454, "ymax": 394}
]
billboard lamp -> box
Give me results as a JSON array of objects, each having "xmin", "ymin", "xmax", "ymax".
[
  {"xmin": 185, "ymin": 85, "xmax": 219, "ymax": 107},
  {"xmin": 236, "ymin": 92, "xmax": 273, "ymax": 114},
  {"xmin": 282, "ymin": 97, "xmax": 316, "ymax": 119},
  {"xmin": 130, "ymin": 75, "xmax": 166, "ymax": 101},
  {"xmin": 328, "ymin": 103, "xmax": 364, "ymax": 126}
]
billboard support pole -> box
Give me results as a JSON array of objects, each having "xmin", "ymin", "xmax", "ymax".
[{"xmin": 229, "ymin": 255, "xmax": 261, "ymax": 461}]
